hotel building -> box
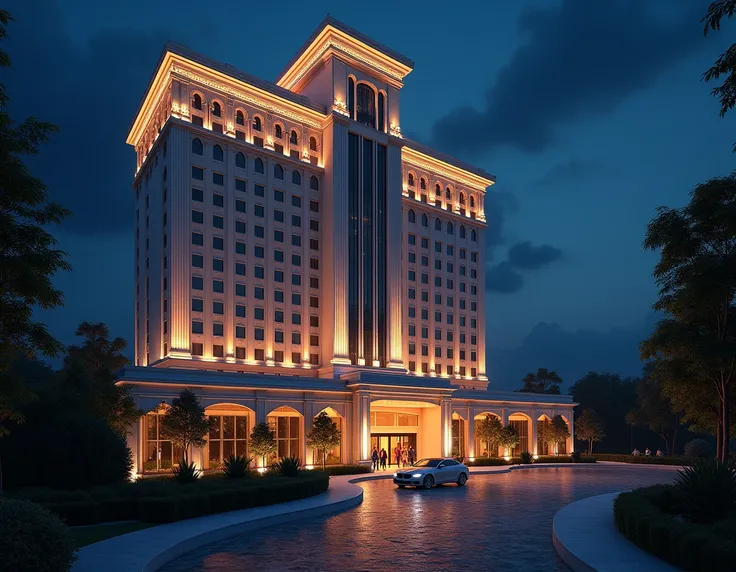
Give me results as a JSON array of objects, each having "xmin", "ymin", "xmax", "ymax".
[{"xmin": 121, "ymin": 16, "xmax": 575, "ymax": 473}]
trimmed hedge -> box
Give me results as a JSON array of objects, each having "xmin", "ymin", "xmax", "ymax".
[
  {"xmin": 534, "ymin": 455, "xmax": 596, "ymax": 464},
  {"xmin": 466, "ymin": 457, "xmax": 509, "ymax": 466},
  {"xmin": 13, "ymin": 471, "xmax": 329, "ymax": 526},
  {"xmin": 595, "ymin": 454, "xmax": 694, "ymax": 466},
  {"xmin": 614, "ymin": 485, "xmax": 736, "ymax": 571},
  {"xmin": 318, "ymin": 465, "xmax": 372, "ymax": 476},
  {"xmin": 466, "ymin": 455, "xmax": 595, "ymax": 466}
]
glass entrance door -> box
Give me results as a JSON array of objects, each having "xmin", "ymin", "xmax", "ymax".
[{"xmin": 371, "ymin": 434, "xmax": 417, "ymax": 467}]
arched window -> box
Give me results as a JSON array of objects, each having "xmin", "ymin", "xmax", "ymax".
[
  {"xmin": 421, "ymin": 213, "xmax": 428, "ymax": 227},
  {"xmin": 408, "ymin": 173, "xmax": 415, "ymax": 186},
  {"xmin": 471, "ymin": 229, "xmax": 477, "ymax": 242},
  {"xmin": 255, "ymin": 158, "xmax": 264, "ymax": 174},
  {"xmin": 292, "ymin": 170, "xmax": 301, "ymax": 185},
  {"xmin": 253, "ymin": 116, "xmax": 262, "ymax": 132},
  {"xmin": 310, "ymin": 175, "xmax": 319, "ymax": 191},
  {"xmin": 356, "ymin": 83, "xmax": 376, "ymax": 128},
  {"xmin": 212, "ymin": 101, "xmax": 221, "ymax": 117},
  {"xmin": 236, "ymin": 110, "xmax": 245, "ymax": 126},
  {"xmin": 275, "ymin": 124, "xmax": 283, "ymax": 139},
  {"xmin": 192, "ymin": 93, "xmax": 202, "ymax": 110},
  {"xmin": 446, "ymin": 188, "xmax": 452, "ymax": 201},
  {"xmin": 408, "ymin": 209, "xmax": 415, "ymax": 223},
  {"xmin": 435, "ymin": 218, "xmax": 442, "ymax": 231},
  {"xmin": 212, "ymin": 144, "xmax": 223, "ymax": 162},
  {"xmin": 235, "ymin": 152, "xmax": 246, "ymax": 168},
  {"xmin": 309, "ymin": 137, "xmax": 317, "ymax": 152},
  {"xmin": 459, "ymin": 192, "xmax": 466, "ymax": 205},
  {"xmin": 447, "ymin": 222, "xmax": 454, "ymax": 235},
  {"xmin": 192, "ymin": 138, "xmax": 203, "ymax": 155},
  {"xmin": 420, "ymin": 178, "xmax": 426, "ymax": 191},
  {"xmin": 348, "ymin": 77, "xmax": 355, "ymax": 118},
  {"xmin": 470, "ymin": 196, "xmax": 476, "ymax": 209},
  {"xmin": 460, "ymin": 225, "xmax": 466, "ymax": 239},
  {"xmin": 378, "ymin": 92, "xmax": 385, "ymax": 132},
  {"xmin": 290, "ymin": 130, "xmax": 298, "ymax": 145},
  {"xmin": 274, "ymin": 163, "xmax": 284, "ymax": 180}
]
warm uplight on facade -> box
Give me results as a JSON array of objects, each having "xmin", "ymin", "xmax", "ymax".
[{"xmin": 468, "ymin": 457, "xmax": 475, "ymax": 463}]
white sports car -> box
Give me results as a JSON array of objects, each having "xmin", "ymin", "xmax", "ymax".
[{"xmin": 393, "ymin": 458, "xmax": 469, "ymax": 489}]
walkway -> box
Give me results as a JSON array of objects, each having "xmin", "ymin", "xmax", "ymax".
[{"xmin": 553, "ymin": 492, "xmax": 678, "ymax": 572}]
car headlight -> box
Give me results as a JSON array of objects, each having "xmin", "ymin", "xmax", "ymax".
[
  {"xmin": 393, "ymin": 473, "xmax": 397, "ymax": 477},
  {"xmin": 412, "ymin": 473, "xmax": 422, "ymax": 478}
]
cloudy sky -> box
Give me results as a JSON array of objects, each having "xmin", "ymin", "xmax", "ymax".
[{"xmin": 5, "ymin": 0, "xmax": 735, "ymax": 389}]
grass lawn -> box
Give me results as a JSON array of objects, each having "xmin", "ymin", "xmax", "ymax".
[{"xmin": 73, "ymin": 522, "xmax": 155, "ymax": 548}]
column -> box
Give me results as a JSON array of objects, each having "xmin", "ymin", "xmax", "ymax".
[
  {"xmin": 530, "ymin": 409, "xmax": 538, "ymax": 457},
  {"xmin": 467, "ymin": 411, "xmax": 476, "ymax": 459},
  {"xmin": 500, "ymin": 408, "xmax": 508, "ymax": 457},
  {"xmin": 386, "ymin": 143, "xmax": 404, "ymax": 368},
  {"xmin": 440, "ymin": 397, "xmax": 452, "ymax": 458},
  {"xmin": 568, "ymin": 413, "xmax": 575, "ymax": 454},
  {"xmin": 303, "ymin": 397, "xmax": 315, "ymax": 465}
]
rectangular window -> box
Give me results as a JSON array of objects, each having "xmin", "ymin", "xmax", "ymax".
[
  {"xmin": 236, "ymin": 221, "xmax": 246, "ymax": 234},
  {"xmin": 192, "ymin": 166, "xmax": 204, "ymax": 180},
  {"xmin": 236, "ymin": 304, "xmax": 246, "ymax": 318},
  {"xmin": 255, "ymin": 205, "xmax": 264, "ymax": 218},
  {"xmin": 213, "ymin": 172, "xmax": 224, "ymax": 186},
  {"xmin": 292, "ymin": 195, "xmax": 301, "ymax": 208},
  {"xmin": 192, "ymin": 188, "xmax": 203, "ymax": 202},
  {"xmin": 192, "ymin": 276, "xmax": 204, "ymax": 290},
  {"xmin": 213, "ymin": 236, "xmax": 224, "ymax": 250},
  {"xmin": 235, "ymin": 241, "xmax": 246, "ymax": 255},
  {"xmin": 236, "ymin": 326, "xmax": 246, "ymax": 339},
  {"xmin": 292, "ymin": 234, "xmax": 302, "ymax": 247},
  {"xmin": 192, "ymin": 343, "xmax": 203, "ymax": 356},
  {"xmin": 235, "ymin": 178, "xmax": 246, "ymax": 192},
  {"xmin": 235, "ymin": 283, "xmax": 246, "ymax": 297},
  {"xmin": 213, "ymin": 280, "xmax": 224, "ymax": 293},
  {"xmin": 235, "ymin": 263, "xmax": 246, "ymax": 276},
  {"xmin": 255, "ymin": 287, "xmax": 264, "ymax": 299},
  {"xmin": 191, "ymin": 232, "xmax": 204, "ymax": 246},
  {"xmin": 255, "ymin": 184, "xmax": 264, "ymax": 197},
  {"xmin": 213, "ymin": 301, "xmax": 224, "ymax": 315},
  {"xmin": 192, "ymin": 321, "xmax": 203, "ymax": 334},
  {"xmin": 212, "ymin": 215, "xmax": 224, "ymax": 229},
  {"xmin": 192, "ymin": 298, "xmax": 204, "ymax": 312},
  {"xmin": 236, "ymin": 200, "xmax": 246, "ymax": 213},
  {"xmin": 213, "ymin": 258, "xmax": 224, "ymax": 272},
  {"xmin": 235, "ymin": 346, "xmax": 246, "ymax": 359},
  {"xmin": 192, "ymin": 210, "xmax": 204, "ymax": 224},
  {"xmin": 292, "ymin": 214, "xmax": 302, "ymax": 227},
  {"xmin": 213, "ymin": 193, "xmax": 224, "ymax": 207},
  {"xmin": 254, "ymin": 308, "xmax": 264, "ymax": 320},
  {"xmin": 274, "ymin": 210, "xmax": 284, "ymax": 223},
  {"xmin": 192, "ymin": 254, "xmax": 203, "ymax": 268},
  {"xmin": 274, "ymin": 190, "xmax": 284, "ymax": 202}
]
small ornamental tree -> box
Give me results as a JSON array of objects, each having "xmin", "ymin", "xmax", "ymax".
[
  {"xmin": 475, "ymin": 414, "xmax": 503, "ymax": 457},
  {"xmin": 159, "ymin": 389, "xmax": 211, "ymax": 464},
  {"xmin": 576, "ymin": 409, "xmax": 605, "ymax": 454},
  {"xmin": 499, "ymin": 424, "xmax": 519, "ymax": 456},
  {"xmin": 307, "ymin": 411, "xmax": 341, "ymax": 470},
  {"xmin": 249, "ymin": 421, "xmax": 276, "ymax": 468},
  {"xmin": 549, "ymin": 415, "xmax": 570, "ymax": 455}
]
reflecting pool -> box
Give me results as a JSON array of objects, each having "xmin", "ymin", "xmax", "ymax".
[{"xmin": 161, "ymin": 466, "xmax": 677, "ymax": 572}]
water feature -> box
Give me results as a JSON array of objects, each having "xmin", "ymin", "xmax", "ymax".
[{"xmin": 161, "ymin": 466, "xmax": 677, "ymax": 571}]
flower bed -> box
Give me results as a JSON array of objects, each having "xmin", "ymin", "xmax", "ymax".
[
  {"xmin": 9, "ymin": 471, "xmax": 329, "ymax": 526},
  {"xmin": 594, "ymin": 454, "xmax": 694, "ymax": 466},
  {"xmin": 614, "ymin": 485, "xmax": 736, "ymax": 571}
]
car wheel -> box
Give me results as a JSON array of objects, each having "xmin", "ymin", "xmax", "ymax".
[
  {"xmin": 457, "ymin": 472, "xmax": 467, "ymax": 486},
  {"xmin": 422, "ymin": 475, "xmax": 434, "ymax": 489}
]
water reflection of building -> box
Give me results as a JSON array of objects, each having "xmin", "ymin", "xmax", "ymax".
[{"xmin": 121, "ymin": 16, "xmax": 575, "ymax": 474}]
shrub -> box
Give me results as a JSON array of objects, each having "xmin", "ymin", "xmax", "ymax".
[
  {"xmin": 0, "ymin": 412, "xmax": 132, "ymax": 490},
  {"xmin": 684, "ymin": 439, "xmax": 714, "ymax": 459},
  {"xmin": 272, "ymin": 456, "xmax": 301, "ymax": 477},
  {"xmin": 0, "ymin": 498, "xmax": 77, "ymax": 572},
  {"xmin": 519, "ymin": 451, "xmax": 533, "ymax": 464},
  {"xmin": 466, "ymin": 457, "xmax": 509, "ymax": 466},
  {"xmin": 571, "ymin": 450, "xmax": 582, "ymax": 462},
  {"xmin": 223, "ymin": 455, "xmax": 251, "ymax": 479},
  {"xmin": 137, "ymin": 496, "xmax": 180, "ymax": 523},
  {"xmin": 594, "ymin": 454, "xmax": 693, "ymax": 466},
  {"xmin": 173, "ymin": 459, "xmax": 200, "ymax": 483},
  {"xmin": 319, "ymin": 464, "xmax": 371, "ymax": 476},
  {"xmin": 43, "ymin": 501, "xmax": 101, "ymax": 526},
  {"xmin": 674, "ymin": 460, "xmax": 736, "ymax": 524}
]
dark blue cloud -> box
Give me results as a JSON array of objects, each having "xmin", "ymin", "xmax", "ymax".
[
  {"xmin": 534, "ymin": 159, "xmax": 601, "ymax": 187},
  {"xmin": 432, "ymin": 0, "xmax": 706, "ymax": 156},
  {"xmin": 507, "ymin": 241, "xmax": 562, "ymax": 270},
  {"xmin": 486, "ymin": 261, "xmax": 523, "ymax": 293}
]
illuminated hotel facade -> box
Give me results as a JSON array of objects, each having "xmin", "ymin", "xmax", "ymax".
[{"xmin": 121, "ymin": 17, "xmax": 575, "ymax": 473}]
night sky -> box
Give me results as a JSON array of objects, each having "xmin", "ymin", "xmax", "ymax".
[{"xmin": 6, "ymin": 0, "xmax": 734, "ymax": 389}]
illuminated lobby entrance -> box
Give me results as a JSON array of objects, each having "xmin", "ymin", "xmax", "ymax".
[{"xmin": 369, "ymin": 399, "xmax": 441, "ymax": 464}]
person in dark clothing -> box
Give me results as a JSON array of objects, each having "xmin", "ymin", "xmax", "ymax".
[
  {"xmin": 379, "ymin": 448, "xmax": 388, "ymax": 470},
  {"xmin": 371, "ymin": 447, "xmax": 379, "ymax": 471}
]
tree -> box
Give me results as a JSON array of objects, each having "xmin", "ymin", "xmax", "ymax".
[
  {"xmin": 548, "ymin": 415, "xmax": 570, "ymax": 455},
  {"xmin": 641, "ymin": 174, "xmax": 736, "ymax": 461},
  {"xmin": 59, "ymin": 322, "xmax": 140, "ymax": 436},
  {"xmin": 702, "ymin": 1, "xmax": 736, "ymax": 149},
  {"xmin": 306, "ymin": 412, "xmax": 341, "ymax": 470},
  {"xmin": 519, "ymin": 368, "xmax": 562, "ymax": 395},
  {"xmin": 499, "ymin": 425, "xmax": 519, "ymax": 455},
  {"xmin": 474, "ymin": 414, "xmax": 503, "ymax": 457},
  {"xmin": 576, "ymin": 409, "xmax": 605, "ymax": 454},
  {"xmin": 249, "ymin": 422, "xmax": 276, "ymax": 468},
  {"xmin": 626, "ymin": 362, "xmax": 683, "ymax": 456},
  {"xmin": 159, "ymin": 390, "xmax": 210, "ymax": 464},
  {"xmin": 0, "ymin": 10, "xmax": 70, "ymax": 494}
]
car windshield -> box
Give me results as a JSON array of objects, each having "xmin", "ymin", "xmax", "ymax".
[{"xmin": 413, "ymin": 458, "xmax": 441, "ymax": 467}]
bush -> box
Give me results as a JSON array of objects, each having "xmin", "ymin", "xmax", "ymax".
[
  {"xmin": 0, "ymin": 412, "xmax": 132, "ymax": 490},
  {"xmin": 43, "ymin": 501, "xmax": 101, "ymax": 526},
  {"xmin": 684, "ymin": 439, "xmax": 714, "ymax": 459},
  {"xmin": 594, "ymin": 454, "xmax": 693, "ymax": 466},
  {"xmin": 674, "ymin": 460, "xmax": 736, "ymax": 524},
  {"xmin": 466, "ymin": 457, "xmax": 509, "ymax": 466},
  {"xmin": 173, "ymin": 459, "xmax": 200, "ymax": 483},
  {"xmin": 223, "ymin": 455, "xmax": 251, "ymax": 479},
  {"xmin": 614, "ymin": 485, "xmax": 736, "ymax": 571},
  {"xmin": 272, "ymin": 456, "xmax": 301, "ymax": 477},
  {"xmin": 318, "ymin": 464, "xmax": 371, "ymax": 476},
  {"xmin": 0, "ymin": 499, "xmax": 77, "ymax": 572},
  {"xmin": 519, "ymin": 451, "xmax": 533, "ymax": 464}
]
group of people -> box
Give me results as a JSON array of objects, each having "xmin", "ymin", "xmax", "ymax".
[
  {"xmin": 371, "ymin": 445, "xmax": 416, "ymax": 470},
  {"xmin": 632, "ymin": 447, "xmax": 663, "ymax": 457}
]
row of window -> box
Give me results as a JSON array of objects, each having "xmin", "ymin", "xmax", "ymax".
[
  {"xmin": 193, "ymin": 254, "xmax": 320, "ymax": 287},
  {"xmin": 406, "ymin": 309, "xmax": 477, "ymax": 327},
  {"xmin": 407, "ymin": 175, "xmax": 477, "ymax": 208},
  {"xmin": 191, "ymin": 321, "xmax": 320, "ymax": 345},
  {"xmin": 191, "ymin": 277, "xmax": 320, "ymax": 303},
  {"xmin": 190, "ymin": 342, "xmax": 319, "ymax": 365},
  {"xmin": 406, "ymin": 325, "xmax": 478, "ymax": 344},
  {"xmin": 406, "ymin": 243, "xmax": 478, "ymax": 262},
  {"xmin": 407, "ymin": 210, "xmax": 478, "ymax": 240},
  {"xmin": 408, "ymin": 344, "xmax": 478, "ymax": 361},
  {"xmin": 408, "ymin": 288, "xmax": 478, "ymax": 305},
  {"xmin": 192, "ymin": 235, "xmax": 321, "ymax": 268},
  {"xmin": 192, "ymin": 298, "xmax": 320, "ymax": 325},
  {"xmin": 408, "ymin": 362, "xmax": 478, "ymax": 377},
  {"xmin": 192, "ymin": 162, "xmax": 319, "ymax": 191}
]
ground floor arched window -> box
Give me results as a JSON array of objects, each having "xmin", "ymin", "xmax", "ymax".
[
  {"xmin": 144, "ymin": 407, "xmax": 183, "ymax": 472},
  {"xmin": 268, "ymin": 406, "xmax": 301, "ymax": 461},
  {"xmin": 510, "ymin": 416, "xmax": 530, "ymax": 455},
  {"xmin": 207, "ymin": 411, "xmax": 249, "ymax": 468},
  {"xmin": 451, "ymin": 414, "xmax": 465, "ymax": 458}
]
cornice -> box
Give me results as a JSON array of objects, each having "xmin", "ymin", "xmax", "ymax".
[{"xmin": 401, "ymin": 146, "xmax": 495, "ymax": 193}]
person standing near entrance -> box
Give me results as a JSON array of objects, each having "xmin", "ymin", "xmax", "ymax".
[
  {"xmin": 371, "ymin": 447, "xmax": 379, "ymax": 471},
  {"xmin": 394, "ymin": 445, "xmax": 402, "ymax": 468},
  {"xmin": 408, "ymin": 445, "xmax": 416, "ymax": 465},
  {"xmin": 380, "ymin": 448, "xmax": 387, "ymax": 470}
]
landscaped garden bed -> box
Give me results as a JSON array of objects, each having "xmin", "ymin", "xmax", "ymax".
[
  {"xmin": 8, "ymin": 470, "xmax": 329, "ymax": 526},
  {"xmin": 465, "ymin": 454, "xmax": 595, "ymax": 467},
  {"xmin": 613, "ymin": 462, "xmax": 736, "ymax": 571},
  {"xmin": 594, "ymin": 453, "xmax": 695, "ymax": 465}
]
